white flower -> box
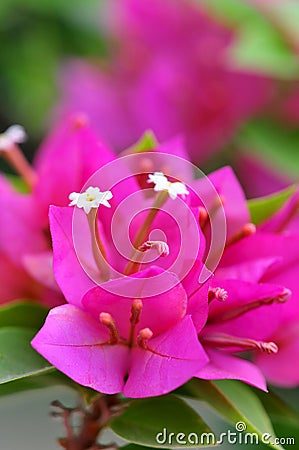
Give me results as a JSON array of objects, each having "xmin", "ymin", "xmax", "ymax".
[
  {"xmin": 69, "ymin": 186, "xmax": 113, "ymax": 214},
  {"xmin": 147, "ymin": 171, "xmax": 189, "ymax": 200},
  {"xmin": 0, "ymin": 125, "xmax": 27, "ymax": 151}
]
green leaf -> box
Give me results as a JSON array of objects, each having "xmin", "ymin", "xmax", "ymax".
[
  {"xmin": 110, "ymin": 394, "xmax": 215, "ymax": 448},
  {"xmin": 123, "ymin": 131, "xmax": 158, "ymax": 154},
  {"xmin": 0, "ymin": 301, "xmax": 48, "ymax": 329},
  {"xmin": 0, "ymin": 371, "xmax": 64, "ymax": 397},
  {"xmin": 238, "ymin": 120, "xmax": 299, "ymax": 179},
  {"xmin": 254, "ymin": 388, "xmax": 299, "ymax": 449},
  {"xmin": 248, "ymin": 185, "xmax": 296, "ymax": 225},
  {"xmin": 0, "ymin": 327, "xmax": 53, "ymax": 384},
  {"xmin": 199, "ymin": 0, "xmax": 299, "ymax": 78},
  {"xmin": 188, "ymin": 380, "xmax": 284, "ymax": 450},
  {"xmin": 6, "ymin": 175, "xmax": 29, "ymax": 193}
]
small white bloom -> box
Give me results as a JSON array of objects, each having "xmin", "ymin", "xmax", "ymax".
[
  {"xmin": 0, "ymin": 125, "xmax": 27, "ymax": 151},
  {"xmin": 69, "ymin": 186, "xmax": 113, "ymax": 214},
  {"xmin": 147, "ymin": 171, "xmax": 189, "ymax": 199}
]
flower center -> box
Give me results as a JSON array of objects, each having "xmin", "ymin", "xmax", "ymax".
[{"xmin": 99, "ymin": 299, "xmax": 154, "ymax": 350}]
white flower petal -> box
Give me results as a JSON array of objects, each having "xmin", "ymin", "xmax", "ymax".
[
  {"xmin": 6, "ymin": 125, "xmax": 27, "ymax": 144},
  {"xmin": 148, "ymin": 171, "xmax": 189, "ymax": 200},
  {"xmin": 68, "ymin": 187, "xmax": 113, "ymax": 213}
]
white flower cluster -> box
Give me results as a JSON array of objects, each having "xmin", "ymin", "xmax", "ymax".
[
  {"xmin": 0, "ymin": 125, "xmax": 27, "ymax": 151},
  {"xmin": 69, "ymin": 186, "xmax": 113, "ymax": 214},
  {"xmin": 147, "ymin": 172, "xmax": 189, "ymax": 199}
]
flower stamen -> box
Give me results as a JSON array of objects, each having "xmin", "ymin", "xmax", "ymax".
[
  {"xmin": 69, "ymin": 187, "xmax": 112, "ymax": 281},
  {"xmin": 225, "ymin": 223, "xmax": 256, "ymax": 247},
  {"xmin": 137, "ymin": 328, "xmax": 153, "ymax": 350},
  {"xmin": 208, "ymin": 287, "xmax": 291, "ymax": 324},
  {"xmin": 208, "ymin": 287, "xmax": 228, "ymax": 303},
  {"xmin": 129, "ymin": 299, "xmax": 143, "ymax": 347},
  {"xmin": 99, "ymin": 312, "xmax": 119, "ymax": 345},
  {"xmin": 201, "ymin": 332, "xmax": 278, "ymax": 354},
  {"xmin": 0, "ymin": 125, "xmax": 37, "ymax": 190},
  {"xmin": 124, "ymin": 240, "xmax": 169, "ymax": 276}
]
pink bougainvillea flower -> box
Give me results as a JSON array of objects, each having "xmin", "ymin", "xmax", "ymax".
[
  {"xmin": 0, "ymin": 114, "xmax": 116, "ymax": 306},
  {"xmin": 221, "ymin": 230, "xmax": 299, "ymax": 387},
  {"xmin": 32, "ymin": 267, "xmax": 208, "ymax": 397},
  {"xmin": 201, "ymin": 172, "xmax": 299, "ymax": 387},
  {"xmin": 58, "ymin": 0, "xmax": 271, "ymax": 162},
  {"xmin": 32, "ymin": 154, "xmax": 293, "ymax": 395}
]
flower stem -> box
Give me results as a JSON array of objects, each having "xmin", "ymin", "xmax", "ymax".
[
  {"xmin": 87, "ymin": 209, "xmax": 110, "ymax": 281},
  {"xmin": 52, "ymin": 395, "xmax": 122, "ymax": 450},
  {"xmin": 1, "ymin": 143, "xmax": 37, "ymax": 190},
  {"xmin": 124, "ymin": 190, "xmax": 168, "ymax": 275}
]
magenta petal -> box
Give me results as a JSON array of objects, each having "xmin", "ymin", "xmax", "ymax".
[
  {"xmin": 23, "ymin": 251, "xmax": 58, "ymax": 291},
  {"xmin": 259, "ymin": 189, "xmax": 299, "ymax": 234},
  {"xmin": 191, "ymin": 166, "xmax": 249, "ymax": 238},
  {"xmin": 0, "ymin": 192, "xmax": 47, "ymax": 266},
  {"xmin": 83, "ymin": 266, "xmax": 187, "ymax": 339},
  {"xmin": 196, "ymin": 349, "xmax": 267, "ymax": 391},
  {"xmin": 31, "ymin": 304, "xmax": 128, "ymax": 394},
  {"xmin": 33, "ymin": 114, "xmax": 115, "ymax": 224},
  {"xmin": 216, "ymin": 257, "xmax": 280, "ymax": 283},
  {"xmin": 124, "ymin": 316, "xmax": 208, "ymax": 398},
  {"xmin": 0, "ymin": 253, "xmax": 36, "ymax": 304},
  {"xmin": 256, "ymin": 321, "xmax": 299, "ymax": 388},
  {"xmin": 0, "ymin": 174, "xmax": 14, "ymax": 194},
  {"xmin": 49, "ymin": 206, "xmax": 95, "ymax": 306}
]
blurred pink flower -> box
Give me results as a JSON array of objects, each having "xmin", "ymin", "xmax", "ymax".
[
  {"xmin": 0, "ymin": 114, "xmax": 115, "ymax": 306},
  {"xmin": 58, "ymin": 0, "xmax": 271, "ymax": 162}
]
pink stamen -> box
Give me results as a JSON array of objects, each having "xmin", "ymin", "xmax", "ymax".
[
  {"xmin": 129, "ymin": 299, "xmax": 143, "ymax": 347},
  {"xmin": 87, "ymin": 208, "xmax": 110, "ymax": 281},
  {"xmin": 208, "ymin": 287, "xmax": 291, "ymax": 324},
  {"xmin": 1, "ymin": 143, "xmax": 37, "ymax": 190},
  {"xmin": 225, "ymin": 223, "xmax": 256, "ymax": 247},
  {"xmin": 208, "ymin": 287, "xmax": 228, "ymax": 303},
  {"xmin": 130, "ymin": 299, "xmax": 143, "ymax": 326},
  {"xmin": 124, "ymin": 238, "xmax": 169, "ymax": 276},
  {"xmin": 137, "ymin": 328, "xmax": 153, "ymax": 349},
  {"xmin": 99, "ymin": 312, "xmax": 119, "ymax": 345},
  {"xmin": 198, "ymin": 206, "xmax": 208, "ymax": 229},
  {"xmin": 201, "ymin": 332, "xmax": 278, "ymax": 354}
]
